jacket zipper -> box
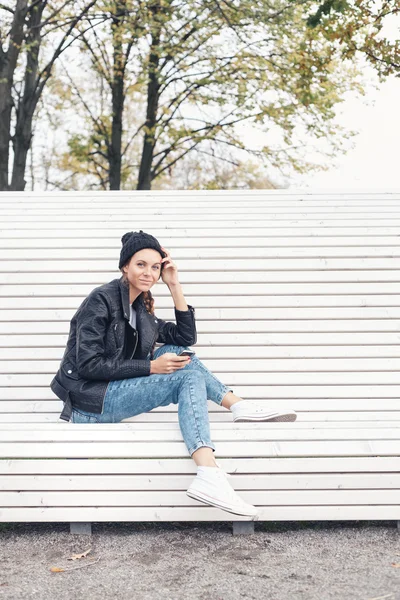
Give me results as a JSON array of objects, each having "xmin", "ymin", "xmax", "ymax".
[{"xmin": 128, "ymin": 329, "xmax": 139, "ymax": 360}]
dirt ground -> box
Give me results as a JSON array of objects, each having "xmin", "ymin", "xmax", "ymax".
[{"xmin": 0, "ymin": 521, "xmax": 399, "ymax": 600}]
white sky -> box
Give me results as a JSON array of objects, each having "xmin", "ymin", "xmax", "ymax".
[
  {"xmin": 237, "ymin": 68, "xmax": 400, "ymax": 191},
  {"xmin": 291, "ymin": 73, "xmax": 400, "ymax": 190},
  {"xmin": 238, "ymin": 13, "xmax": 400, "ymax": 191},
  {"xmin": 286, "ymin": 13, "xmax": 400, "ymax": 191}
]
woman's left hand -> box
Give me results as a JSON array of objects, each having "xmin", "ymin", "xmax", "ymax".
[{"xmin": 160, "ymin": 246, "xmax": 180, "ymax": 287}]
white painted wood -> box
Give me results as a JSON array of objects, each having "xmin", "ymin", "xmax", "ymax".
[
  {"xmin": 2, "ymin": 227, "xmax": 400, "ymax": 238},
  {"xmin": 1, "ymin": 441, "xmax": 399, "ymax": 458},
  {"xmin": 1, "ymin": 428, "xmax": 400, "ymax": 442},
  {"xmin": 2, "ymin": 490, "xmax": 400, "ymax": 507},
  {"xmin": 1, "ymin": 190, "xmax": 400, "ymax": 526},
  {"xmin": 1, "ymin": 421, "xmax": 398, "ymax": 430},
  {"xmin": 1, "ymin": 457, "xmax": 397, "ymax": 474},
  {"xmin": 1, "ymin": 411, "xmax": 399, "ymax": 423},
  {"xmin": 2, "ymin": 473, "xmax": 400, "ymax": 491},
  {"xmin": 0, "ymin": 398, "xmax": 399, "ymax": 412},
  {"xmin": 2, "ymin": 239, "xmax": 400, "ymax": 252},
  {"xmin": 0, "ymin": 506, "xmax": 398, "ymax": 522}
]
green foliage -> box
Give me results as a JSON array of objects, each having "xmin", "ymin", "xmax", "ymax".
[
  {"xmin": 307, "ymin": 0, "xmax": 350, "ymax": 28},
  {"xmin": 41, "ymin": 0, "xmax": 398, "ymax": 190}
]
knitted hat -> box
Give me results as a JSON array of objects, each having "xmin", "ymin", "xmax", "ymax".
[{"xmin": 118, "ymin": 230, "xmax": 167, "ymax": 271}]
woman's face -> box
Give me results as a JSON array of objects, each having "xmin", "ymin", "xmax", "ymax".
[{"xmin": 122, "ymin": 248, "xmax": 163, "ymax": 294}]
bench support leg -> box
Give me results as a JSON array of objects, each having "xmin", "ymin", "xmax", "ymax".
[
  {"xmin": 397, "ymin": 521, "xmax": 400, "ymax": 532},
  {"xmin": 232, "ymin": 521, "xmax": 255, "ymax": 535},
  {"xmin": 70, "ymin": 522, "xmax": 92, "ymax": 535}
]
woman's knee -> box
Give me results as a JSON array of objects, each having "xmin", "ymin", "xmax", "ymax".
[{"xmin": 178, "ymin": 369, "xmax": 206, "ymax": 390}]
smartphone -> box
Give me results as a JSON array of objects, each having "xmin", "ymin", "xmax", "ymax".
[{"xmin": 177, "ymin": 349, "xmax": 195, "ymax": 357}]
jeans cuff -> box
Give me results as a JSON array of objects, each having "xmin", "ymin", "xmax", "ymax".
[
  {"xmin": 216, "ymin": 387, "xmax": 234, "ymax": 404},
  {"xmin": 188, "ymin": 441, "xmax": 216, "ymax": 456}
]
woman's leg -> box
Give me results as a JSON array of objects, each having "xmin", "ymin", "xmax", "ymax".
[
  {"xmin": 153, "ymin": 344, "xmax": 297, "ymax": 423},
  {"xmin": 71, "ymin": 367, "xmax": 217, "ymax": 464}
]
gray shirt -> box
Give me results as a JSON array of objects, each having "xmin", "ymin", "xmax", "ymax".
[{"xmin": 129, "ymin": 304, "xmax": 137, "ymax": 329}]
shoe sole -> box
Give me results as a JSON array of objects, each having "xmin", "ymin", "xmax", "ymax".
[
  {"xmin": 233, "ymin": 412, "xmax": 297, "ymax": 423},
  {"xmin": 186, "ymin": 489, "xmax": 259, "ymax": 520}
]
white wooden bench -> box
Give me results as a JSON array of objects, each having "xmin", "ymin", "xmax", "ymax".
[{"xmin": 1, "ymin": 189, "xmax": 399, "ymax": 536}]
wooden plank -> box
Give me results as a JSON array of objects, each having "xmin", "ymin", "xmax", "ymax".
[
  {"xmin": 2, "ymin": 399, "xmax": 400, "ymax": 411},
  {"xmin": 2, "ymin": 421, "xmax": 398, "ymax": 430},
  {"xmin": 1, "ymin": 428, "xmax": 400, "ymax": 442},
  {"xmin": 2, "ymin": 227, "xmax": 400, "ymax": 238},
  {"xmin": 5, "ymin": 214, "xmax": 400, "ymax": 225},
  {"xmin": 3, "ymin": 204, "xmax": 400, "ymax": 214},
  {"xmin": 2, "ymin": 238, "xmax": 400, "ymax": 251},
  {"xmin": 1, "ymin": 456, "xmax": 397, "ymax": 475},
  {"xmin": 0, "ymin": 505, "xmax": 399, "ymax": 522},
  {"xmin": 2, "ymin": 473, "xmax": 400, "ymax": 491},
  {"xmin": 0, "ymin": 440, "xmax": 399, "ymax": 458},
  {"xmin": 1, "ymin": 411, "xmax": 399, "ymax": 423},
  {"xmin": 1, "ymin": 197, "xmax": 399, "ymax": 208},
  {"xmin": 1, "ymin": 489, "xmax": 400, "ymax": 507},
  {"xmin": 0, "ymin": 188, "xmax": 398, "ymax": 196},
  {"xmin": 0, "ymin": 224, "xmax": 398, "ymax": 238}
]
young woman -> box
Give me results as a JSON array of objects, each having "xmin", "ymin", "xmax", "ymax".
[{"xmin": 50, "ymin": 230, "xmax": 297, "ymax": 519}]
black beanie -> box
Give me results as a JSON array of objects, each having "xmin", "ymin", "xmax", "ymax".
[{"xmin": 119, "ymin": 230, "xmax": 167, "ymax": 271}]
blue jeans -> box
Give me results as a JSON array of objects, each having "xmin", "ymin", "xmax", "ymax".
[{"xmin": 71, "ymin": 344, "xmax": 233, "ymax": 457}]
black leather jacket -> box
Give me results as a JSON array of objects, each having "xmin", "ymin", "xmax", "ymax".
[{"xmin": 50, "ymin": 276, "xmax": 197, "ymax": 421}]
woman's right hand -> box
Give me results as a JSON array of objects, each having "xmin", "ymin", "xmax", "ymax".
[{"xmin": 150, "ymin": 352, "xmax": 191, "ymax": 374}]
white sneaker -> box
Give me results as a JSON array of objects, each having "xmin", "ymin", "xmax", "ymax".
[
  {"xmin": 186, "ymin": 462, "xmax": 259, "ymax": 520},
  {"xmin": 230, "ymin": 400, "xmax": 297, "ymax": 423}
]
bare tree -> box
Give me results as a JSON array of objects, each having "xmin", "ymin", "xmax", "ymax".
[{"xmin": 0, "ymin": 0, "xmax": 101, "ymax": 191}]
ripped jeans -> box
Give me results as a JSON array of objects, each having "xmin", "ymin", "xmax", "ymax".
[{"xmin": 70, "ymin": 344, "xmax": 233, "ymax": 457}]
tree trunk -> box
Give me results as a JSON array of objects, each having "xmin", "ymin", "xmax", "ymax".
[
  {"xmin": 108, "ymin": 1, "xmax": 126, "ymax": 191},
  {"xmin": 137, "ymin": 5, "xmax": 161, "ymax": 191},
  {"xmin": 10, "ymin": 1, "xmax": 45, "ymax": 191},
  {"xmin": 109, "ymin": 75, "xmax": 124, "ymax": 190},
  {"xmin": 0, "ymin": 0, "xmax": 28, "ymax": 191}
]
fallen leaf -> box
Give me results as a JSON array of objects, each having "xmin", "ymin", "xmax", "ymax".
[
  {"xmin": 68, "ymin": 548, "xmax": 92, "ymax": 561},
  {"xmin": 49, "ymin": 558, "xmax": 100, "ymax": 573}
]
